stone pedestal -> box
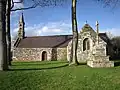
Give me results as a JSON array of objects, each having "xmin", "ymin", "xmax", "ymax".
[
  {"xmin": 87, "ymin": 44, "xmax": 114, "ymax": 68},
  {"xmin": 87, "ymin": 55, "xmax": 114, "ymax": 67},
  {"xmin": 87, "ymin": 60, "xmax": 114, "ymax": 68}
]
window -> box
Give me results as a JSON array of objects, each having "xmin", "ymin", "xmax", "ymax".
[{"xmin": 83, "ymin": 38, "xmax": 90, "ymax": 51}]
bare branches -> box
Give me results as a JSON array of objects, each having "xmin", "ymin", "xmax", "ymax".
[
  {"xmin": 10, "ymin": 0, "xmax": 67, "ymax": 12},
  {"xmin": 11, "ymin": 0, "xmax": 35, "ymax": 11},
  {"xmin": 11, "ymin": 0, "xmax": 24, "ymax": 10},
  {"xmin": 97, "ymin": 0, "xmax": 120, "ymax": 9},
  {"xmin": 13, "ymin": 0, "xmax": 23, "ymax": 3},
  {"xmin": 11, "ymin": 3, "xmax": 37, "ymax": 11},
  {"xmin": 11, "ymin": 0, "xmax": 14, "ymax": 9}
]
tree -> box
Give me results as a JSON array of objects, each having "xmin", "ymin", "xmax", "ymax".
[
  {"xmin": 111, "ymin": 36, "xmax": 120, "ymax": 59},
  {"xmin": 96, "ymin": 0, "xmax": 120, "ymax": 9},
  {"xmin": 9, "ymin": 0, "xmax": 79, "ymax": 65},
  {"xmin": 11, "ymin": 0, "xmax": 79, "ymax": 65},
  {"xmin": 11, "ymin": 0, "xmax": 67, "ymax": 11},
  {"xmin": 9, "ymin": 0, "xmax": 117, "ymax": 66},
  {"xmin": 6, "ymin": 0, "xmax": 12, "ymax": 66},
  {"xmin": 6, "ymin": 0, "xmax": 40, "ymax": 66},
  {"xmin": 69, "ymin": 0, "xmax": 79, "ymax": 65},
  {"xmin": 6, "ymin": 0, "xmax": 67, "ymax": 66},
  {"xmin": 69, "ymin": 0, "xmax": 120, "ymax": 65},
  {"xmin": 106, "ymin": 31, "xmax": 114, "ymax": 40},
  {"xmin": 0, "ymin": 0, "xmax": 8, "ymax": 70}
]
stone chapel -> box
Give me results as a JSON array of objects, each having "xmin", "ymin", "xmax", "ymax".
[{"xmin": 12, "ymin": 13, "xmax": 114, "ymax": 67}]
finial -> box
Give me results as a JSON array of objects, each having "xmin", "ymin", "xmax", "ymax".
[
  {"xmin": 19, "ymin": 12, "xmax": 24, "ymax": 23},
  {"xmin": 96, "ymin": 21, "xmax": 99, "ymax": 26},
  {"xmin": 85, "ymin": 20, "xmax": 87, "ymax": 24},
  {"xmin": 22, "ymin": 12, "xmax": 23, "ymax": 15}
]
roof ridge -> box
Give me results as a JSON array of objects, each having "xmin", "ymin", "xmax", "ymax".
[{"xmin": 25, "ymin": 34, "xmax": 73, "ymax": 38}]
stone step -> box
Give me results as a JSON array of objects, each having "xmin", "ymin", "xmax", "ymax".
[
  {"xmin": 90, "ymin": 55, "xmax": 109, "ymax": 61},
  {"xmin": 87, "ymin": 60, "xmax": 114, "ymax": 68}
]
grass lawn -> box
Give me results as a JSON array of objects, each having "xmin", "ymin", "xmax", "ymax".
[{"xmin": 0, "ymin": 61, "xmax": 120, "ymax": 90}]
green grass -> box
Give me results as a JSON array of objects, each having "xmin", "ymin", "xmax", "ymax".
[{"xmin": 0, "ymin": 61, "xmax": 120, "ymax": 90}]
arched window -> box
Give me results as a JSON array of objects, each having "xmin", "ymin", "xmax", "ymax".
[
  {"xmin": 42, "ymin": 51, "xmax": 47, "ymax": 61},
  {"xmin": 83, "ymin": 38, "xmax": 90, "ymax": 51}
]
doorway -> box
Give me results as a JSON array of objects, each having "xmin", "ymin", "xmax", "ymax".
[{"xmin": 42, "ymin": 51, "xmax": 47, "ymax": 61}]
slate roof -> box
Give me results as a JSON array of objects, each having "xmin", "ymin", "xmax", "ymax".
[
  {"xmin": 14, "ymin": 23, "xmax": 111, "ymax": 48},
  {"xmin": 81, "ymin": 24, "xmax": 111, "ymax": 43},
  {"xmin": 99, "ymin": 33, "xmax": 111, "ymax": 45},
  {"xmin": 15, "ymin": 35, "xmax": 73, "ymax": 48},
  {"xmin": 14, "ymin": 33, "xmax": 110, "ymax": 48}
]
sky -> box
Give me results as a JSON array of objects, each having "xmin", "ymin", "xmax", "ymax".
[{"xmin": 11, "ymin": 0, "xmax": 120, "ymax": 39}]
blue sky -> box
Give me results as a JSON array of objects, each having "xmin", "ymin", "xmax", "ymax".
[{"xmin": 11, "ymin": 0, "xmax": 120, "ymax": 39}]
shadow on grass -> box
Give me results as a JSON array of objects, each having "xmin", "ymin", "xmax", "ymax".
[
  {"xmin": 12, "ymin": 61, "xmax": 68, "ymax": 66},
  {"xmin": 79, "ymin": 63, "xmax": 87, "ymax": 65},
  {"xmin": 9, "ymin": 64, "xmax": 69, "ymax": 71},
  {"xmin": 114, "ymin": 61, "xmax": 120, "ymax": 67}
]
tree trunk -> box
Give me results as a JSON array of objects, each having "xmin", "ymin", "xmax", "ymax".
[
  {"xmin": 6, "ymin": 0, "xmax": 12, "ymax": 65},
  {"xmin": 69, "ymin": 0, "xmax": 79, "ymax": 65},
  {"xmin": 0, "ymin": 0, "xmax": 8, "ymax": 70}
]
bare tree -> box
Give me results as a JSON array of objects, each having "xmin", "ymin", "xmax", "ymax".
[
  {"xmin": 6, "ymin": 0, "xmax": 12, "ymax": 66},
  {"xmin": 10, "ymin": 0, "xmax": 80, "ymax": 65},
  {"xmin": 11, "ymin": 0, "xmax": 67, "ymax": 11},
  {"xmin": 1, "ymin": 0, "xmax": 120, "ymax": 71},
  {"xmin": 106, "ymin": 31, "xmax": 114, "ymax": 40},
  {"xmin": 111, "ymin": 36, "xmax": 120, "ymax": 59},
  {"xmin": 8, "ymin": 0, "xmax": 118, "ymax": 67},
  {"xmin": 0, "ymin": 0, "xmax": 8, "ymax": 70},
  {"xmin": 11, "ymin": 0, "xmax": 37, "ymax": 11},
  {"xmin": 96, "ymin": 0, "xmax": 120, "ymax": 9},
  {"xmin": 69, "ymin": 0, "xmax": 79, "ymax": 65},
  {"xmin": 6, "ymin": 0, "xmax": 67, "ymax": 66},
  {"xmin": 69, "ymin": 0, "xmax": 120, "ymax": 65},
  {"xmin": 6, "ymin": 0, "xmax": 35, "ymax": 66},
  {"xmin": 6, "ymin": 0, "xmax": 25, "ymax": 66}
]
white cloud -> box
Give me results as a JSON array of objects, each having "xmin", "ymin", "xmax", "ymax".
[
  {"xmin": 42, "ymin": 26, "xmax": 48, "ymax": 32},
  {"xmin": 11, "ymin": 21, "xmax": 72, "ymax": 40},
  {"xmin": 100, "ymin": 28, "xmax": 120, "ymax": 37},
  {"xmin": 11, "ymin": 21, "xmax": 120, "ymax": 41},
  {"xmin": 13, "ymin": 27, "xmax": 19, "ymax": 33}
]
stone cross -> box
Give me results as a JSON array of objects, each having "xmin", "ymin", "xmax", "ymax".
[{"xmin": 96, "ymin": 21, "xmax": 99, "ymax": 44}]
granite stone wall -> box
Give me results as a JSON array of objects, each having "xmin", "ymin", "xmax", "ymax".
[
  {"xmin": 13, "ymin": 47, "xmax": 67, "ymax": 61},
  {"xmin": 67, "ymin": 31, "xmax": 97, "ymax": 63},
  {"xmin": 13, "ymin": 48, "xmax": 52, "ymax": 61},
  {"xmin": 67, "ymin": 24, "xmax": 113, "ymax": 66},
  {"xmin": 57, "ymin": 48, "xmax": 67, "ymax": 60}
]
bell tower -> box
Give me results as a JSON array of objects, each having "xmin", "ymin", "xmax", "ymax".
[{"xmin": 18, "ymin": 13, "xmax": 25, "ymax": 39}]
